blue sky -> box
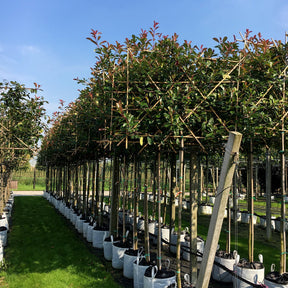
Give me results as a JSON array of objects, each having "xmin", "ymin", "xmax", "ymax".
[{"xmin": 0, "ymin": 0, "xmax": 287, "ymax": 117}]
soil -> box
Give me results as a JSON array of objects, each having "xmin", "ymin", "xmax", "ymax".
[
  {"xmin": 265, "ymin": 271, "xmax": 288, "ymax": 284},
  {"xmin": 144, "ymin": 266, "xmax": 175, "ymax": 278}
]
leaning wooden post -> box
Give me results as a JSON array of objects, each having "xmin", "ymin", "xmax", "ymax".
[{"xmin": 196, "ymin": 131, "xmax": 242, "ymax": 288}]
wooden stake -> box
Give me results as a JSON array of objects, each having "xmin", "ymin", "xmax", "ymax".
[{"xmin": 196, "ymin": 131, "xmax": 242, "ymax": 288}]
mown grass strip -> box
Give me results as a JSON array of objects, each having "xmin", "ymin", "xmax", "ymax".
[{"xmin": 0, "ymin": 196, "xmax": 123, "ymax": 288}]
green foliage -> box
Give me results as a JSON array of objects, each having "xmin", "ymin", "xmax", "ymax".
[
  {"xmin": 0, "ymin": 81, "xmax": 47, "ymax": 169},
  {"xmin": 39, "ymin": 24, "xmax": 288, "ymax": 167}
]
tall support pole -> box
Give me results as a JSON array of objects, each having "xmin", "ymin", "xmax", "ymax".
[{"xmin": 196, "ymin": 131, "xmax": 242, "ymax": 288}]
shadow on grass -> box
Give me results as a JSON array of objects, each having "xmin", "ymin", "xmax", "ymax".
[{"xmin": 3, "ymin": 197, "xmax": 125, "ymax": 288}]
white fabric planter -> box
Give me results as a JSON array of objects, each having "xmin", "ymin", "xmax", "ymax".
[
  {"xmin": 65, "ymin": 206, "xmax": 70, "ymax": 219},
  {"xmin": 92, "ymin": 229, "xmax": 109, "ymax": 249},
  {"xmin": 86, "ymin": 224, "xmax": 94, "ymax": 242},
  {"xmin": 181, "ymin": 236, "xmax": 205, "ymax": 262},
  {"xmin": 138, "ymin": 218, "xmax": 145, "ymax": 231},
  {"xmin": 0, "ymin": 227, "xmax": 8, "ymax": 246},
  {"xmin": 83, "ymin": 221, "xmax": 89, "ymax": 239},
  {"xmin": 241, "ymin": 212, "xmax": 257, "ymax": 225},
  {"xmin": 148, "ymin": 222, "xmax": 156, "ymax": 234},
  {"xmin": 69, "ymin": 209, "xmax": 75, "ymax": 223},
  {"xmin": 76, "ymin": 218, "xmax": 84, "ymax": 233},
  {"xmin": 153, "ymin": 226, "xmax": 170, "ymax": 245},
  {"xmin": 112, "ymin": 243, "xmax": 129, "ymax": 269},
  {"xmin": 0, "ymin": 217, "xmax": 9, "ymax": 231},
  {"xmin": 104, "ymin": 236, "xmax": 120, "ymax": 261},
  {"xmin": 170, "ymin": 230, "xmax": 186, "ymax": 254},
  {"xmin": 182, "ymin": 200, "xmax": 188, "ymax": 210},
  {"xmin": 209, "ymin": 196, "xmax": 215, "ymax": 204},
  {"xmin": 199, "ymin": 205, "xmax": 213, "ymax": 215},
  {"xmin": 143, "ymin": 266, "xmax": 176, "ymax": 288},
  {"xmin": 103, "ymin": 238, "xmax": 113, "ymax": 261},
  {"xmin": 72, "ymin": 213, "xmax": 77, "ymax": 226},
  {"xmin": 259, "ymin": 217, "xmax": 276, "ymax": 230},
  {"xmin": 212, "ymin": 251, "xmax": 237, "ymax": 283},
  {"xmin": 231, "ymin": 211, "xmax": 241, "ymax": 222},
  {"xmin": 264, "ymin": 264, "xmax": 288, "ymax": 287},
  {"xmin": 133, "ymin": 258, "xmax": 149, "ymax": 288},
  {"xmin": 260, "ymin": 217, "xmax": 266, "ymax": 228},
  {"xmin": 0, "ymin": 245, "xmax": 3, "ymax": 263},
  {"xmin": 233, "ymin": 255, "xmax": 265, "ymax": 288},
  {"xmin": 123, "ymin": 248, "xmax": 143, "ymax": 279}
]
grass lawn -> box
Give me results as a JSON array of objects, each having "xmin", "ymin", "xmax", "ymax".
[{"xmin": 0, "ymin": 197, "xmax": 123, "ymax": 288}]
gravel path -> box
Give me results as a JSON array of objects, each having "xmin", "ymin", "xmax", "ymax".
[{"xmin": 12, "ymin": 191, "xmax": 44, "ymax": 196}]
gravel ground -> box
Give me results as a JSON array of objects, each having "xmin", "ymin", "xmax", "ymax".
[{"xmin": 12, "ymin": 191, "xmax": 44, "ymax": 196}]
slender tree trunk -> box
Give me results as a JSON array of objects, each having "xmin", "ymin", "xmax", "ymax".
[
  {"xmin": 226, "ymin": 200, "xmax": 231, "ymax": 254},
  {"xmin": 91, "ymin": 161, "xmax": 96, "ymax": 216},
  {"xmin": 157, "ymin": 149, "xmax": 162, "ymax": 269},
  {"xmin": 82, "ymin": 162, "xmax": 87, "ymax": 217},
  {"xmin": 169, "ymin": 153, "xmax": 176, "ymax": 233},
  {"xmin": 280, "ymin": 139, "xmax": 286, "ymax": 273},
  {"xmin": 176, "ymin": 137, "xmax": 184, "ymax": 288},
  {"xmin": 266, "ymin": 148, "xmax": 272, "ymax": 241},
  {"xmin": 248, "ymin": 140, "xmax": 254, "ymax": 263},
  {"xmin": 33, "ymin": 166, "xmax": 36, "ymax": 190},
  {"xmin": 46, "ymin": 164, "xmax": 49, "ymax": 192},
  {"xmin": 122, "ymin": 157, "xmax": 127, "ymax": 242},
  {"xmin": 100, "ymin": 158, "xmax": 106, "ymax": 227},
  {"xmin": 133, "ymin": 156, "xmax": 138, "ymax": 250},
  {"xmin": 110, "ymin": 153, "xmax": 120, "ymax": 237},
  {"xmin": 163, "ymin": 163, "xmax": 168, "ymax": 225},
  {"xmin": 75, "ymin": 164, "xmax": 79, "ymax": 210},
  {"xmin": 86, "ymin": 162, "xmax": 91, "ymax": 217},
  {"xmin": 152, "ymin": 160, "xmax": 157, "ymax": 220},
  {"xmin": 190, "ymin": 151, "xmax": 198, "ymax": 286},
  {"xmin": 144, "ymin": 160, "xmax": 150, "ymax": 262},
  {"xmin": 95, "ymin": 159, "xmax": 100, "ymax": 220}
]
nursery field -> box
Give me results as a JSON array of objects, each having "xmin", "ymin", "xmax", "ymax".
[{"xmin": 1, "ymin": 195, "xmax": 286, "ymax": 288}]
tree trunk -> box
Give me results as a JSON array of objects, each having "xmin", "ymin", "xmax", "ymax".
[
  {"xmin": 95, "ymin": 159, "xmax": 100, "ymax": 220},
  {"xmin": 169, "ymin": 153, "xmax": 176, "ymax": 234},
  {"xmin": 110, "ymin": 154, "xmax": 120, "ymax": 237},
  {"xmin": 163, "ymin": 163, "xmax": 168, "ymax": 225},
  {"xmin": 176, "ymin": 137, "xmax": 184, "ymax": 288},
  {"xmin": 91, "ymin": 161, "xmax": 96, "ymax": 216},
  {"xmin": 82, "ymin": 162, "xmax": 87, "ymax": 217},
  {"xmin": 133, "ymin": 156, "xmax": 139, "ymax": 250},
  {"xmin": 143, "ymin": 160, "xmax": 150, "ymax": 262},
  {"xmin": 33, "ymin": 166, "xmax": 36, "ymax": 190},
  {"xmin": 248, "ymin": 140, "xmax": 254, "ymax": 263},
  {"xmin": 100, "ymin": 158, "xmax": 106, "ymax": 227},
  {"xmin": 157, "ymin": 149, "xmax": 162, "ymax": 269},
  {"xmin": 190, "ymin": 151, "xmax": 198, "ymax": 286},
  {"xmin": 266, "ymin": 148, "xmax": 272, "ymax": 241}
]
